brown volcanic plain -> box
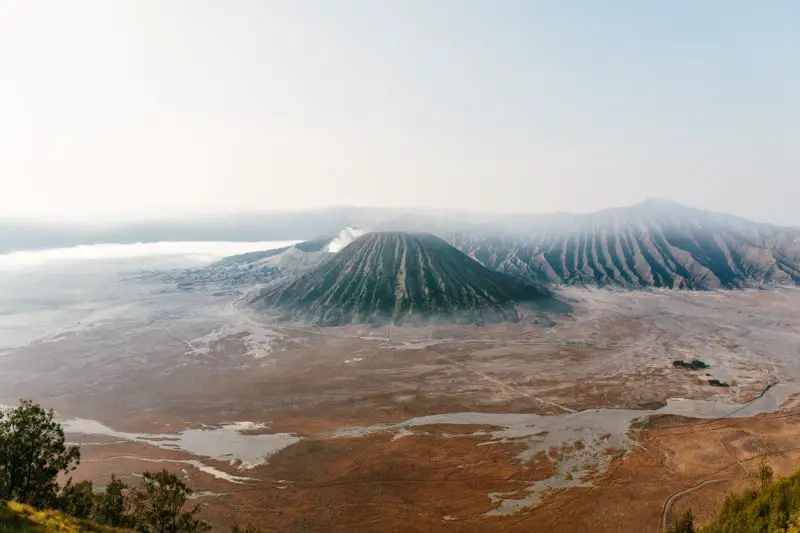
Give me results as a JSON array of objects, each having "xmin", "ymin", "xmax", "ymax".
[{"xmin": 3, "ymin": 287, "xmax": 800, "ymax": 531}]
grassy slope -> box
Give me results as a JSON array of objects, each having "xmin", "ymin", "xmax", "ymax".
[
  {"xmin": 0, "ymin": 501, "xmax": 128, "ymax": 532},
  {"xmin": 666, "ymin": 471, "xmax": 800, "ymax": 533},
  {"xmin": 699, "ymin": 471, "xmax": 800, "ymax": 533}
]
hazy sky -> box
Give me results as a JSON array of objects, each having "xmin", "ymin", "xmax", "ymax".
[{"xmin": 1, "ymin": 1, "xmax": 798, "ymax": 224}]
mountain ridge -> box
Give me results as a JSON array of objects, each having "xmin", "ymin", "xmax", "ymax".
[
  {"xmin": 2, "ymin": 201, "xmax": 797, "ymax": 254},
  {"xmin": 129, "ymin": 200, "xmax": 800, "ymax": 293},
  {"xmin": 447, "ymin": 202, "xmax": 800, "ymax": 289}
]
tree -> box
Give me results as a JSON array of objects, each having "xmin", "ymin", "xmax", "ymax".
[
  {"xmin": 131, "ymin": 469, "xmax": 210, "ymax": 533},
  {"xmin": 0, "ymin": 399, "xmax": 81, "ymax": 507},
  {"xmin": 59, "ymin": 478, "xmax": 95, "ymax": 519},
  {"xmin": 784, "ymin": 511, "xmax": 800, "ymax": 533},
  {"xmin": 95, "ymin": 474, "xmax": 133, "ymax": 527},
  {"xmin": 759, "ymin": 457, "xmax": 775, "ymax": 489}
]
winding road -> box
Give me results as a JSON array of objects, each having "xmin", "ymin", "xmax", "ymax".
[{"xmin": 660, "ymin": 477, "xmax": 736, "ymax": 531}]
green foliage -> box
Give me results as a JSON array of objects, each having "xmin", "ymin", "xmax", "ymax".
[
  {"xmin": 696, "ymin": 470, "xmax": 800, "ymax": 533},
  {"xmin": 673, "ymin": 359, "xmax": 709, "ymax": 370},
  {"xmin": 783, "ymin": 511, "xmax": 800, "ymax": 533},
  {"xmin": 666, "ymin": 511, "xmax": 695, "ymax": 533},
  {"xmin": 0, "ymin": 401, "xmax": 210, "ymax": 532},
  {"xmin": 1, "ymin": 500, "xmax": 125, "ymax": 532},
  {"xmin": 95, "ymin": 475, "xmax": 134, "ymax": 528},
  {"xmin": 59, "ymin": 479, "xmax": 95, "ymax": 519},
  {"xmin": 759, "ymin": 459, "xmax": 775, "ymax": 489},
  {"xmin": 130, "ymin": 470, "xmax": 210, "ymax": 533},
  {"xmin": 0, "ymin": 399, "xmax": 81, "ymax": 508}
]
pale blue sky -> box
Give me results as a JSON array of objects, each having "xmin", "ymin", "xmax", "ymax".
[{"xmin": 0, "ymin": 1, "xmax": 797, "ymax": 223}]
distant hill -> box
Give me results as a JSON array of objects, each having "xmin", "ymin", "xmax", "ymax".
[
  {"xmin": 249, "ymin": 232, "xmax": 558, "ymax": 326},
  {"xmin": 0, "ymin": 207, "xmax": 479, "ymax": 253},
  {"xmin": 448, "ymin": 200, "xmax": 800, "ymax": 289},
  {"xmin": 7, "ymin": 201, "xmax": 800, "ymax": 291},
  {"xmin": 212, "ymin": 233, "xmax": 333, "ymax": 267},
  {"xmin": 155, "ymin": 240, "xmax": 333, "ymax": 291},
  {"xmin": 154, "ymin": 230, "xmax": 366, "ymax": 291}
]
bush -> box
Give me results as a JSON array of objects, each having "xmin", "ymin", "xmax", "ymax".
[
  {"xmin": 675, "ymin": 469, "xmax": 800, "ymax": 533},
  {"xmin": 59, "ymin": 479, "xmax": 95, "ymax": 519},
  {"xmin": 666, "ymin": 511, "xmax": 695, "ymax": 533},
  {"xmin": 0, "ymin": 400, "xmax": 213, "ymax": 532},
  {"xmin": 673, "ymin": 359, "xmax": 709, "ymax": 370}
]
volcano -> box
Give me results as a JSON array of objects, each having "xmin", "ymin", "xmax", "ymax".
[{"xmin": 249, "ymin": 232, "xmax": 557, "ymax": 326}]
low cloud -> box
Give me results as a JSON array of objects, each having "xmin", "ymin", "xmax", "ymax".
[{"xmin": 0, "ymin": 241, "xmax": 298, "ymax": 270}]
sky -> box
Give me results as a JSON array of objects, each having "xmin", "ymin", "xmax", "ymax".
[{"xmin": 0, "ymin": 1, "xmax": 798, "ymax": 224}]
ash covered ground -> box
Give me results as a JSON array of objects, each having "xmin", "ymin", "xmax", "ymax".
[{"xmin": 3, "ymin": 246, "xmax": 800, "ymax": 531}]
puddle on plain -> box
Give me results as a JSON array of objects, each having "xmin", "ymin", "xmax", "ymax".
[
  {"xmin": 63, "ymin": 384, "xmax": 800, "ymax": 506},
  {"xmin": 80, "ymin": 455, "xmax": 255, "ymax": 484},
  {"xmin": 65, "ymin": 419, "xmax": 301, "ymax": 481},
  {"xmin": 333, "ymin": 382, "xmax": 800, "ymax": 516},
  {"xmin": 183, "ymin": 323, "xmax": 282, "ymax": 360}
]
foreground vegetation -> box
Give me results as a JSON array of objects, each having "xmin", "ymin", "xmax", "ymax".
[
  {"xmin": 666, "ymin": 466, "xmax": 800, "ymax": 533},
  {"xmin": 0, "ymin": 500, "xmax": 127, "ymax": 532},
  {"xmin": 0, "ymin": 400, "xmax": 262, "ymax": 532}
]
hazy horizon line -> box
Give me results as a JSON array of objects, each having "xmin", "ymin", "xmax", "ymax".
[{"xmin": 0, "ymin": 197, "xmax": 754, "ymax": 225}]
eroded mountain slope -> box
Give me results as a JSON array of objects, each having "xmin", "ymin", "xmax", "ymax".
[
  {"xmin": 448, "ymin": 201, "xmax": 800, "ymax": 289},
  {"xmin": 250, "ymin": 232, "xmax": 556, "ymax": 325}
]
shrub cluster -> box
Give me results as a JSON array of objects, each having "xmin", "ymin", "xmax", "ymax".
[
  {"xmin": 672, "ymin": 359, "xmax": 709, "ymax": 370},
  {"xmin": 0, "ymin": 399, "xmax": 262, "ymax": 532},
  {"xmin": 665, "ymin": 464, "xmax": 800, "ymax": 533}
]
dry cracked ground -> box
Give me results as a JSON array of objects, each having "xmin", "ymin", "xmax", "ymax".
[{"xmin": 3, "ymin": 287, "xmax": 800, "ymax": 532}]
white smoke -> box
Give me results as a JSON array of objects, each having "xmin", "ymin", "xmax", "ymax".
[{"xmin": 325, "ymin": 227, "xmax": 365, "ymax": 253}]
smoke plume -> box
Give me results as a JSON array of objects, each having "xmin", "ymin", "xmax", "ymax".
[{"xmin": 325, "ymin": 227, "xmax": 365, "ymax": 253}]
